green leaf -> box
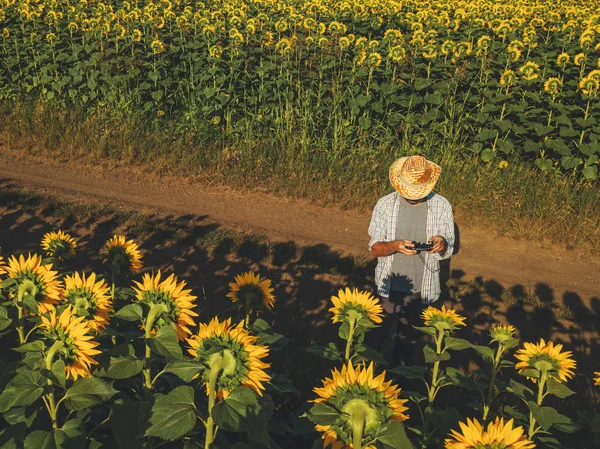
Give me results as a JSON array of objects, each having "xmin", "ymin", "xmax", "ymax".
[
  {"xmin": 41, "ymin": 359, "xmax": 66, "ymax": 388},
  {"xmin": 21, "ymin": 296, "xmax": 39, "ymax": 315},
  {"xmin": 412, "ymin": 326, "xmax": 436, "ymax": 336},
  {"xmin": 535, "ymin": 158, "xmax": 553, "ymax": 171},
  {"xmin": 114, "ymin": 304, "xmax": 143, "ymax": 322},
  {"xmin": 507, "ymin": 379, "xmax": 534, "ymax": 400},
  {"xmin": 111, "ymin": 399, "xmax": 152, "ymax": 449},
  {"xmin": 445, "ymin": 337, "xmax": 472, "ymax": 351},
  {"xmin": 517, "ymin": 368, "xmax": 540, "ymax": 380},
  {"xmin": 582, "ymin": 165, "xmax": 598, "ymax": 180},
  {"xmin": 423, "ymin": 345, "xmax": 450, "ymax": 363},
  {"xmin": 146, "ymin": 325, "xmax": 183, "ymax": 360},
  {"xmin": 13, "ymin": 341, "xmax": 45, "ymax": 353},
  {"xmin": 0, "ymin": 371, "xmax": 45, "ymax": 413},
  {"xmin": 545, "ymin": 379, "xmax": 575, "ymax": 399},
  {"xmin": 503, "ymin": 405, "xmax": 528, "ymax": 422},
  {"xmin": 374, "ymin": 421, "xmax": 414, "ymax": 449},
  {"xmin": 0, "ymin": 306, "xmax": 12, "ymax": 331},
  {"xmin": 551, "ymin": 413, "xmax": 577, "ymax": 433},
  {"xmin": 472, "ymin": 345, "xmax": 494, "ymax": 362},
  {"xmin": 23, "ymin": 420, "xmax": 85, "ymax": 449},
  {"xmin": 62, "ymin": 377, "xmax": 117, "ymax": 411},
  {"xmin": 480, "ymin": 148, "xmax": 496, "ymax": 162},
  {"xmin": 305, "ymin": 403, "xmax": 340, "ymax": 426},
  {"xmin": 389, "ymin": 366, "xmax": 426, "ymax": 380},
  {"xmin": 306, "ymin": 344, "xmax": 342, "ymax": 361},
  {"xmin": 529, "ymin": 402, "xmax": 558, "ymax": 431},
  {"xmin": 163, "ymin": 360, "xmax": 202, "ymax": 382},
  {"xmin": 268, "ymin": 374, "xmax": 300, "ymax": 395},
  {"xmin": 355, "ymin": 343, "xmax": 387, "ymax": 365},
  {"xmin": 2, "ymin": 404, "xmax": 39, "ymax": 427},
  {"xmin": 445, "ymin": 367, "xmax": 485, "ymax": 391},
  {"xmin": 96, "ymin": 356, "xmax": 144, "ymax": 380},
  {"xmin": 145, "ymin": 386, "xmax": 197, "ymax": 440}
]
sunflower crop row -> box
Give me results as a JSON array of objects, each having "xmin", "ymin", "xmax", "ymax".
[
  {"xmin": 1, "ymin": 230, "xmax": 600, "ymax": 447},
  {"xmin": 2, "ymin": 0, "xmax": 600, "ymax": 177}
]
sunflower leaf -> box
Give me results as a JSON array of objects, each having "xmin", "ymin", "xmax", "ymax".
[
  {"xmin": 0, "ymin": 371, "xmax": 45, "ymax": 413},
  {"xmin": 114, "ymin": 304, "xmax": 143, "ymax": 322},
  {"xmin": 163, "ymin": 361, "xmax": 202, "ymax": 382},
  {"xmin": 507, "ymin": 379, "xmax": 534, "ymax": 400},
  {"xmin": 110, "ymin": 398, "xmax": 152, "ymax": 449},
  {"xmin": 423, "ymin": 345, "xmax": 450, "ymax": 363},
  {"xmin": 145, "ymin": 386, "xmax": 197, "ymax": 440},
  {"xmin": 0, "ymin": 306, "xmax": 12, "ymax": 332},
  {"xmin": 471, "ymin": 345, "xmax": 495, "ymax": 362},
  {"xmin": 412, "ymin": 326, "xmax": 436, "ymax": 336},
  {"xmin": 444, "ymin": 337, "xmax": 472, "ymax": 351},
  {"xmin": 529, "ymin": 402, "xmax": 558, "ymax": 431},
  {"xmin": 545, "ymin": 379, "xmax": 575, "ymax": 399},
  {"xmin": 305, "ymin": 344, "xmax": 342, "ymax": 362},
  {"xmin": 13, "ymin": 341, "xmax": 45, "ymax": 353},
  {"xmin": 62, "ymin": 377, "xmax": 117, "ymax": 411},
  {"xmin": 305, "ymin": 403, "xmax": 340, "ymax": 426},
  {"xmin": 374, "ymin": 421, "xmax": 414, "ymax": 449},
  {"xmin": 146, "ymin": 325, "xmax": 183, "ymax": 361},
  {"xmin": 389, "ymin": 366, "xmax": 426, "ymax": 380}
]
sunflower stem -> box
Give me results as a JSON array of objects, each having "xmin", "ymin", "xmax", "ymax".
[
  {"xmin": 16, "ymin": 305, "xmax": 25, "ymax": 345},
  {"xmin": 205, "ymin": 357, "xmax": 225, "ymax": 449},
  {"xmin": 483, "ymin": 343, "xmax": 505, "ymax": 420},
  {"xmin": 428, "ymin": 328, "xmax": 445, "ymax": 404},
  {"xmin": 351, "ymin": 407, "xmax": 365, "ymax": 449},
  {"xmin": 528, "ymin": 371, "xmax": 547, "ymax": 439},
  {"xmin": 344, "ymin": 317, "xmax": 357, "ymax": 363},
  {"xmin": 44, "ymin": 341, "xmax": 64, "ymax": 430},
  {"xmin": 143, "ymin": 303, "xmax": 168, "ymax": 389}
]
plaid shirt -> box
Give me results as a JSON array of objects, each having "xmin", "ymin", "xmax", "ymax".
[{"xmin": 368, "ymin": 191, "xmax": 455, "ymax": 303}]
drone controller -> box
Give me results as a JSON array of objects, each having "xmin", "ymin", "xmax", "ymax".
[{"xmin": 411, "ymin": 241, "xmax": 434, "ymax": 252}]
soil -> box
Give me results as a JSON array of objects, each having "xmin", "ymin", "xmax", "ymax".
[{"xmin": 1, "ymin": 145, "xmax": 598, "ymax": 301}]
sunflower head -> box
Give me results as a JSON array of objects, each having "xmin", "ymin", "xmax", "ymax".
[
  {"xmin": 226, "ymin": 271, "xmax": 275, "ymax": 314},
  {"xmin": 500, "ymin": 69, "xmax": 517, "ymax": 87},
  {"xmin": 515, "ymin": 338, "xmax": 576, "ymax": 383},
  {"xmin": 574, "ymin": 52, "xmax": 586, "ymax": 66},
  {"xmin": 186, "ymin": 317, "xmax": 270, "ymax": 399},
  {"xmin": 445, "ymin": 417, "xmax": 535, "ymax": 449},
  {"xmin": 40, "ymin": 306, "xmax": 101, "ymax": 380},
  {"xmin": 544, "ymin": 77, "xmax": 562, "ymax": 95},
  {"xmin": 595, "ymin": 372, "xmax": 600, "ymax": 386},
  {"xmin": 421, "ymin": 305, "xmax": 466, "ymax": 332},
  {"xmin": 489, "ymin": 324, "xmax": 517, "ymax": 344},
  {"xmin": 518, "ymin": 61, "xmax": 541, "ymax": 81},
  {"xmin": 309, "ymin": 362, "xmax": 408, "ymax": 449},
  {"xmin": 556, "ymin": 52, "xmax": 570, "ymax": 67},
  {"xmin": 41, "ymin": 230, "xmax": 77, "ymax": 260},
  {"xmin": 62, "ymin": 272, "xmax": 112, "ymax": 332},
  {"xmin": 367, "ymin": 52, "xmax": 383, "ymax": 67},
  {"xmin": 100, "ymin": 235, "xmax": 143, "ymax": 274},
  {"xmin": 133, "ymin": 270, "xmax": 198, "ymax": 340},
  {"xmin": 579, "ymin": 75, "xmax": 599, "ymax": 95},
  {"xmin": 2, "ymin": 253, "xmax": 62, "ymax": 314},
  {"xmin": 329, "ymin": 288, "xmax": 383, "ymax": 333},
  {"xmin": 388, "ymin": 45, "xmax": 406, "ymax": 62}
]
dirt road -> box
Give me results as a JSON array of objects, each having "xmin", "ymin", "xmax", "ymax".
[{"xmin": 1, "ymin": 146, "xmax": 598, "ymax": 300}]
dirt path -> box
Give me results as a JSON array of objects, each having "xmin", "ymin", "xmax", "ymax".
[{"xmin": 1, "ymin": 146, "xmax": 599, "ymax": 300}]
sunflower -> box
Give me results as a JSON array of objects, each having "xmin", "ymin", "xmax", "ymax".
[
  {"xmin": 556, "ymin": 52, "xmax": 570, "ymax": 66},
  {"xmin": 100, "ymin": 235, "xmax": 143, "ymax": 274},
  {"xmin": 515, "ymin": 338, "xmax": 576, "ymax": 383},
  {"xmin": 366, "ymin": 52, "xmax": 382, "ymax": 67},
  {"xmin": 574, "ymin": 52, "xmax": 586, "ymax": 66},
  {"xmin": 41, "ymin": 230, "xmax": 77, "ymax": 260},
  {"xmin": 40, "ymin": 306, "xmax": 101, "ymax": 380},
  {"xmin": 329, "ymin": 288, "xmax": 383, "ymax": 326},
  {"xmin": 579, "ymin": 76, "xmax": 599, "ymax": 95},
  {"xmin": 445, "ymin": 417, "xmax": 534, "ymax": 449},
  {"xmin": 133, "ymin": 270, "xmax": 198, "ymax": 340},
  {"xmin": 588, "ymin": 69, "xmax": 600, "ymax": 82},
  {"xmin": 421, "ymin": 305, "xmax": 466, "ymax": 331},
  {"xmin": 388, "ymin": 45, "xmax": 406, "ymax": 62},
  {"xmin": 226, "ymin": 271, "xmax": 275, "ymax": 313},
  {"xmin": 490, "ymin": 324, "xmax": 516, "ymax": 343},
  {"xmin": 150, "ymin": 37, "xmax": 164, "ymax": 54},
  {"xmin": 2, "ymin": 253, "xmax": 62, "ymax": 313},
  {"xmin": 544, "ymin": 77, "xmax": 562, "ymax": 95},
  {"xmin": 441, "ymin": 39, "xmax": 455, "ymax": 56},
  {"xmin": 311, "ymin": 362, "xmax": 408, "ymax": 449},
  {"xmin": 186, "ymin": 317, "xmax": 270, "ymax": 399},
  {"xmin": 518, "ymin": 61, "xmax": 541, "ymax": 81},
  {"xmin": 595, "ymin": 372, "xmax": 600, "ymax": 386},
  {"xmin": 500, "ymin": 69, "xmax": 517, "ymax": 87},
  {"xmin": 0, "ymin": 255, "xmax": 5, "ymax": 275},
  {"xmin": 62, "ymin": 272, "xmax": 112, "ymax": 332},
  {"xmin": 498, "ymin": 160, "xmax": 509, "ymax": 170}
]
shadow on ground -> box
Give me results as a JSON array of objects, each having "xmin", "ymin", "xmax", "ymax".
[{"xmin": 1, "ymin": 178, "xmax": 599, "ymax": 440}]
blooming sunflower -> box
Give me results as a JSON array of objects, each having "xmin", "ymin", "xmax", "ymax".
[
  {"xmin": 445, "ymin": 417, "xmax": 534, "ymax": 449},
  {"xmin": 311, "ymin": 362, "xmax": 408, "ymax": 449},
  {"xmin": 186, "ymin": 317, "xmax": 270, "ymax": 399},
  {"xmin": 62, "ymin": 272, "xmax": 112, "ymax": 332},
  {"xmin": 544, "ymin": 77, "xmax": 562, "ymax": 95},
  {"xmin": 133, "ymin": 270, "xmax": 198, "ymax": 341},
  {"xmin": 518, "ymin": 61, "xmax": 541, "ymax": 81},
  {"xmin": 100, "ymin": 235, "xmax": 143, "ymax": 274},
  {"xmin": 574, "ymin": 52, "xmax": 586, "ymax": 66},
  {"xmin": 515, "ymin": 338, "xmax": 576, "ymax": 383},
  {"xmin": 388, "ymin": 45, "xmax": 406, "ymax": 62},
  {"xmin": 40, "ymin": 306, "xmax": 101, "ymax": 380},
  {"xmin": 329, "ymin": 288, "xmax": 383, "ymax": 326},
  {"xmin": 226, "ymin": 271, "xmax": 275, "ymax": 313},
  {"xmin": 367, "ymin": 52, "xmax": 383, "ymax": 67},
  {"xmin": 421, "ymin": 305, "xmax": 466, "ymax": 331},
  {"xmin": 2, "ymin": 253, "xmax": 62, "ymax": 313},
  {"xmin": 595, "ymin": 372, "xmax": 600, "ymax": 386},
  {"xmin": 500, "ymin": 69, "xmax": 517, "ymax": 87},
  {"xmin": 41, "ymin": 230, "xmax": 77, "ymax": 260},
  {"xmin": 556, "ymin": 52, "xmax": 570, "ymax": 67},
  {"xmin": 579, "ymin": 76, "xmax": 599, "ymax": 95}
]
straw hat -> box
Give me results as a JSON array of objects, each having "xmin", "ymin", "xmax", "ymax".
[{"xmin": 389, "ymin": 156, "xmax": 442, "ymax": 200}]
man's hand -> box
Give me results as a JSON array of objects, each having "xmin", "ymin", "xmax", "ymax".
[
  {"xmin": 428, "ymin": 236, "xmax": 447, "ymax": 255},
  {"xmin": 392, "ymin": 240, "xmax": 417, "ymax": 256}
]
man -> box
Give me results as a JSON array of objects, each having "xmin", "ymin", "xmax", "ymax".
[{"xmin": 368, "ymin": 155, "xmax": 455, "ymax": 363}]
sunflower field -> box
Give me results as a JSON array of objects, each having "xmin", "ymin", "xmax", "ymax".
[
  {"xmin": 1, "ymin": 0, "xmax": 600, "ymax": 179},
  {"xmin": 0, "ymin": 231, "xmax": 599, "ymax": 449}
]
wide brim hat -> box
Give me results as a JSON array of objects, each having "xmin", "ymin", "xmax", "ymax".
[{"xmin": 389, "ymin": 156, "xmax": 442, "ymax": 200}]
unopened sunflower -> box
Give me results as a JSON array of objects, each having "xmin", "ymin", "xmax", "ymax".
[
  {"xmin": 40, "ymin": 306, "xmax": 101, "ymax": 380},
  {"xmin": 62, "ymin": 272, "xmax": 112, "ymax": 332},
  {"xmin": 445, "ymin": 417, "xmax": 534, "ymax": 449},
  {"xmin": 489, "ymin": 324, "xmax": 516, "ymax": 343},
  {"xmin": 226, "ymin": 271, "xmax": 275, "ymax": 313},
  {"xmin": 41, "ymin": 230, "xmax": 77, "ymax": 260},
  {"xmin": 2, "ymin": 253, "xmax": 62, "ymax": 313},
  {"xmin": 515, "ymin": 338, "xmax": 576, "ymax": 383},
  {"xmin": 310, "ymin": 362, "xmax": 408, "ymax": 449},
  {"xmin": 101, "ymin": 235, "xmax": 143, "ymax": 274},
  {"xmin": 186, "ymin": 317, "xmax": 270, "ymax": 399},
  {"xmin": 329, "ymin": 287, "xmax": 383, "ymax": 326},
  {"xmin": 133, "ymin": 270, "xmax": 198, "ymax": 340},
  {"xmin": 421, "ymin": 305, "xmax": 466, "ymax": 331}
]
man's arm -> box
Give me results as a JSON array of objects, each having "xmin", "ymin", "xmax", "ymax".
[
  {"xmin": 370, "ymin": 240, "xmax": 417, "ymax": 257},
  {"xmin": 431, "ymin": 203, "xmax": 455, "ymax": 260}
]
